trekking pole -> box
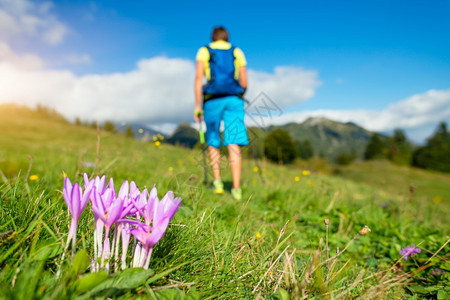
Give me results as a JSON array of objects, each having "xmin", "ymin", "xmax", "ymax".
[{"xmin": 197, "ymin": 121, "xmax": 209, "ymax": 186}]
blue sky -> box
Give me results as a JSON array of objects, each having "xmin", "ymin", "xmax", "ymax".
[{"xmin": 1, "ymin": 0, "xmax": 450, "ymax": 143}]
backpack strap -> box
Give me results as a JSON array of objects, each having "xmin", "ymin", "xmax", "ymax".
[
  {"xmin": 204, "ymin": 45, "xmax": 212, "ymax": 62},
  {"xmin": 204, "ymin": 45, "xmax": 236, "ymax": 60}
]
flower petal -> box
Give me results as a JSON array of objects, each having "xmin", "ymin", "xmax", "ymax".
[
  {"xmin": 118, "ymin": 180, "xmax": 129, "ymax": 199},
  {"xmin": 71, "ymin": 183, "xmax": 81, "ymax": 219},
  {"xmin": 63, "ymin": 177, "xmax": 73, "ymax": 213}
]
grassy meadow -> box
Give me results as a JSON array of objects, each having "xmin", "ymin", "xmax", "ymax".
[{"xmin": 0, "ymin": 104, "xmax": 449, "ymax": 299}]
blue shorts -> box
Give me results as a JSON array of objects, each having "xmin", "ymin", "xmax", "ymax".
[{"xmin": 204, "ymin": 96, "xmax": 249, "ymax": 148}]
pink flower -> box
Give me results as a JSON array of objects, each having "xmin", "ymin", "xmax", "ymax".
[
  {"xmin": 63, "ymin": 177, "xmax": 92, "ymax": 221},
  {"xmin": 62, "ymin": 177, "xmax": 92, "ymax": 254},
  {"xmin": 400, "ymin": 244, "xmax": 421, "ymax": 260},
  {"xmin": 130, "ymin": 188, "xmax": 181, "ymax": 268}
]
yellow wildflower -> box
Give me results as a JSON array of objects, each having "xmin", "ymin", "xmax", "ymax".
[
  {"xmin": 168, "ymin": 167, "xmax": 173, "ymax": 172},
  {"xmin": 256, "ymin": 232, "xmax": 262, "ymax": 239},
  {"xmin": 302, "ymin": 170, "xmax": 310, "ymax": 176},
  {"xmin": 29, "ymin": 175, "xmax": 39, "ymax": 181},
  {"xmin": 432, "ymin": 196, "xmax": 443, "ymax": 205},
  {"xmin": 253, "ymin": 166, "xmax": 259, "ymax": 173},
  {"xmin": 62, "ymin": 172, "xmax": 67, "ymax": 178},
  {"xmin": 294, "ymin": 176, "xmax": 300, "ymax": 182},
  {"xmin": 138, "ymin": 128, "xmax": 143, "ymax": 134},
  {"xmin": 155, "ymin": 141, "xmax": 161, "ymax": 147}
]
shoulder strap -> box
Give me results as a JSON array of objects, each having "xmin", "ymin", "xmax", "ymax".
[{"xmin": 204, "ymin": 45, "xmax": 212, "ymax": 62}]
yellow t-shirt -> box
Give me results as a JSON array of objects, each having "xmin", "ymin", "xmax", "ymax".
[{"xmin": 196, "ymin": 40, "xmax": 246, "ymax": 80}]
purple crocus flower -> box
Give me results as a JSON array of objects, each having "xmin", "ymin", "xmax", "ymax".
[
  {"xmin": 91, "ymin": 180, "xmax": 131, "ymax": 270},
  {"xmin": 84, "ymin": 174, "xmax": 107, "ymax": 197},
  {"xmin": 63, "ymin": 177, "xmax": 92, "ymax": 223},
  {"xmin": 400, "ymin": 244, "xmax": 421, "ymax": 260},
  {"xmin": 83, "ymin": 173, "xmax": 109, "ymax": 271},
  {"xmin": 130, "ymin": 189, "xmax": 181, "ymax": 269},
  {"xmin": 63, "ymin": 177, "xmax": 92, "ymax": 253}
]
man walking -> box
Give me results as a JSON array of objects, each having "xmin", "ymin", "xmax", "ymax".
[{"xmin": 194, "ymin": 26, "xmax": 248, "ymax": 200}]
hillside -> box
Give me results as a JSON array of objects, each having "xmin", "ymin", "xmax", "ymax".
[
  {"xmin": 267, "ymin": 117, "xmax": 373, "ymax": 161},
  {"xmin": 0, "ymin": 104, "xmax": 448, "ymax": 299}
]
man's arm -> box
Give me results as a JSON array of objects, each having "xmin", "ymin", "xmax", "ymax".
[
  {"xmin": 194, "ymin": 60, "xmax": 204, "ymax": 122},
  {"xmin": 239, "ymin": 66, "xmax": 247, "ymax": 90}
]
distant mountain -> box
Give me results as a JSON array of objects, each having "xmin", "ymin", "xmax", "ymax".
[
  {"xmin": 266, "ymin": 117, "xmax": 373, "ymax": 161},
  {"xmin": 115, "ymin": 122, "xmax": 163, "ymax": 141},
  {"xmin": 166, "ymin": 122, "xmax": 199, "ymax": 148}
]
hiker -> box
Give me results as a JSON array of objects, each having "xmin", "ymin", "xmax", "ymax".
[{"xmin": 194, "ymin": 26, "xmax": 249, "ymax": 200}]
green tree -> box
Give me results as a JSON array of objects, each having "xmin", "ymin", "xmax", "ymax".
[
  {"xmin": 412, "ymin": 122, "xmax": 450, "ymax": 172},
  {"xmin": 336, "ymin": 148, "xmax": 357, "ymax": 165},
  {"xmin": 90, "ymin": 121, "xmax": 98, "ymax": 129},
  {"xmin": 264, "ymin": 129, "xmax": 297, "ymax": 164},
  {"xmin": 245, "ymin": 127, "xmax": 266, "ymax": 159},
  {"xmin": 297, "ymin": 139, "xmax": 314, "ymax": 160},
  {"xmin": 103, "ymin": 121, "xmax": 117, "ymax": 134},
  {"xmin": 364, "ymin": 133, "xmax": 384, "ymax": 160},
  {"xmin": 386, "ymin": 129, "xmax": 413, "ymax": 165},
  {"xmin": 125, "ymin": 125, "xmax": 134, "ymax": 138},
  {"xmin": 166, "ymin": 122, "xmax": 199, "ymax": 148}
]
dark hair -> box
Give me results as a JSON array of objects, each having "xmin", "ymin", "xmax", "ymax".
[{"xmin": 211, "ymin": 26, "xmax": 229, "ymax": 42}]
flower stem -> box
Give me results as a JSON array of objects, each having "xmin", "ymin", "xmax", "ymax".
[{"xmin": 143, "ymin": 248, "xmax": 153, "ymax": 269}]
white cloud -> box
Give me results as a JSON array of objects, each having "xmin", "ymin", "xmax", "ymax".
[
  {"xmin": 0, "ymin": 51, "xmax": 322, "ymax": 125},
  {"xmin": 0, "ymin": 42, "xmax": 44, "ymax": 69},
  {"xmin": 247, "ymin": 66, "xmax": 321, "ymax": 107},
  {"xmin": 63, "ymin": 56, "xmax": 196, "ymax": 123},
  {"xmin": 257, "ymin": 89, "xmax": 450, "ymax": 142},
  {"xmin": 42, "ymin": 22, "xmax": 68, "ymax": 45},
  {"xmin": 0, "ymin": 61, "xmax": 75, "ymax": 106},
  {"xmin": 0, "ymin": 0, "xmax": 68, "ymax": 45}
]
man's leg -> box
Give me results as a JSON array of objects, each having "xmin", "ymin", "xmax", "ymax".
[
  {"xmin": 228, "ymin": 144, "xmax": 241, "ymax": 190},
  {"xmin": 208, "ymin": 146, "xmax": 221, "ymax": 180},
  {"xmin": 209, "ymin": 146, "xmax": 224, "ymax": 194}
]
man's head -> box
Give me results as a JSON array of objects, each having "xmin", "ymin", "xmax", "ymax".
[{"xmin": 211, "ymin": 26, "xmax": 229, "ymax": 42}]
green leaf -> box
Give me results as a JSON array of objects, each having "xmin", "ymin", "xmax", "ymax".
[
  {"xmin": 154, "ymin": 288, "xmax": 185, "ymax": 299},
  {"xmin": 75, "ymin": 271, "xmax": 109, "ymax": 294},
  {"xmin": 113, "ymin": 268, "xmax": 155, "ymax": 289},
  {"xmin": 437, "ymin": 289, "xmax": 448, "ymax": 300},
  {"xmin": 30, "ymin": 240, "xmax": 61, "ymax": 261},
  {"xmin": 277, "ymin": 288, "xmax": 290, "ymax": 300},
  {"xmin": 76, "ymin": 276, "xmax": 115, "ymax": 300},
  {"xmin": 186, "ymin": 287, "xmax": 201, "ymax": 300},
  {"xmin": 71, "ymin": 249, "xmax": 90, "ymax": 275}
]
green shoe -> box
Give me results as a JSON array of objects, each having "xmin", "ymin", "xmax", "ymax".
[
  {"xmin": 231, "ymin": 188, "xmax": 242, "ymax": 200},
  {"xmin": 213, "ymin": 179, "xmax": 224, "ymax": 194}
]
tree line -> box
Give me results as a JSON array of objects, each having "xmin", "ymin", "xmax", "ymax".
[{"xmin": 262, "ymin": 122, "xmax": 450, "ymax": 173}]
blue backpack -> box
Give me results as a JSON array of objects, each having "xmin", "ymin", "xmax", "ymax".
[{"xmin": 202, "ymin": 46, "xmax": 244, "ymax": 102}]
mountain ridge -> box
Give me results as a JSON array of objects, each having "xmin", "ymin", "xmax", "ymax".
[{"xmin": 261, "ymin": 117, "xmax": 374, "ymax": 161}]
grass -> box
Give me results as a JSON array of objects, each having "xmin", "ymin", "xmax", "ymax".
[{"xmin": 0, "ymin": 104, "xmax": 449, "ymax": 299}]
